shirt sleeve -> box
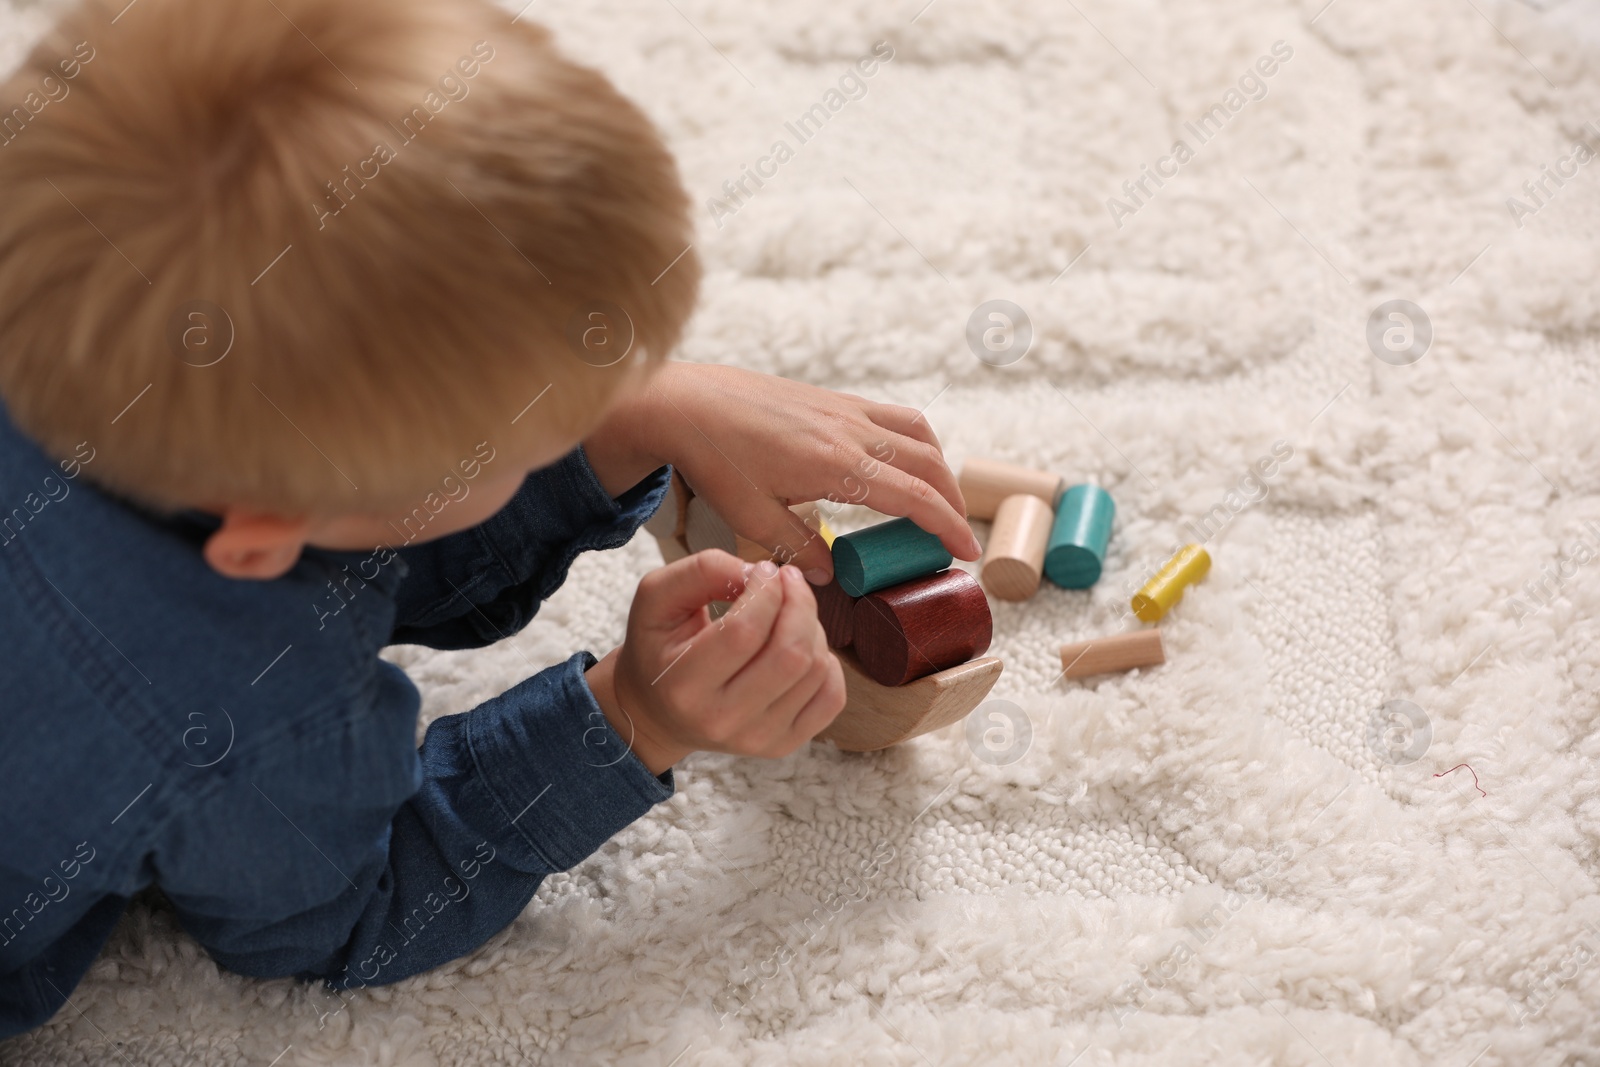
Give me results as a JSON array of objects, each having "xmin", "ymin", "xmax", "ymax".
[
  {"xmin": 389, "ymin": 447, "xmax": 668, "ymax": 650},
  {"xmin": 160, "ymin": 652, "xmax": 673, "ymax": 991}
]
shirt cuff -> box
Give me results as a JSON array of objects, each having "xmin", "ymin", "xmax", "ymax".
[
  {"xmin": 473, "ymin": 447, "xmax": 670, "ymax": 588},
  {"xmin": 463, "ymin": 652, "xmax": 674, "ymax": 873}
]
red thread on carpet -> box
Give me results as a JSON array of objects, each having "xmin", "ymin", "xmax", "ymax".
[{"xmin": 1434, "ymin": 763, "xmax": 1486, "ymax": 797}]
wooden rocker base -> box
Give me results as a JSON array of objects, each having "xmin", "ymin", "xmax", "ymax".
[
  {"xmin": 817, "ymin": 648, "xmax": 1003, "ymax": 752},
  {"xmin": 645, "ymin": 485, "xmax": 1001, "ymax": 750}
]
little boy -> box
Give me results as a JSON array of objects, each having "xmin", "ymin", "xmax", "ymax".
[{"xmin": 0, "ymin": 0, "xmax": 979, "ymax": 1038}]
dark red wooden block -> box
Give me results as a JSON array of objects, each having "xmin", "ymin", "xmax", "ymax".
[
  {"xmin": 851, "ymin": 569, "xmax": 992, "ymax": 687},
  {"xmin": 810, "ymin": 578, "xmax": 858, "ymax": 649}
]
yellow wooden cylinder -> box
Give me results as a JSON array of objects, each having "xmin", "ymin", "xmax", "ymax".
[{"xmin": 1131, "ymin": 544, "xmax": 1211, "ymax": 622}]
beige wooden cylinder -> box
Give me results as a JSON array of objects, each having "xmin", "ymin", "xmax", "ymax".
[
  {"xmin": 980, "ymin": 493, "xmax": 1053, "ymax": 601},
  {"xmin": 959, "ymin": 458, "xmax": 1063, "ymax": 520},
  {"xmin": 643, "ymin": 470, "xmax": 690, "ymax": 542},
  {"xmin": 654, "ymin": 534, "xmax": 691, "ymax": 564},
  {"xmin": 1058, "ymin": 629, "xmax": 1164, "ymax": 679},
  {"xmin": 683, "ymin": 496, "xmax": 733, "ymax": 554}
]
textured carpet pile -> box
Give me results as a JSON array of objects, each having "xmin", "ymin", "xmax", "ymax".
[{"xmin": 3, "ymin": 0, "xmax": 1600, "ymax": 1063}]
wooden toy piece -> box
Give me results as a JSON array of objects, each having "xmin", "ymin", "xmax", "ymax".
[
  {"xmin": 644, "ymin": 470, "xmax": 690, "ymax": 541},
  {"xmin": 684, "ymin": 496, "xmax": 770, "ymax": 563},
  {"xmin": 831, "ymin": 517, "xmax": 953, "ymax": 598},
  {"xmin": 1044, "ymin": 484, "xmax": 1115, "ymax": 589},
  {"xmin": 788, "ymin": 501, "xmax": 836, "ymax": 549},
  {"xmin": 1058, "ymin": 629, "xmax": 1164, "ymax": 679},
  {"xmin": 1131, "ymin": 544, "xmax": 1211, "ymax": 622},
  {"xmin": 643, "ymin": 471, "xmax": 692, "ymax": 563},
  {"xmin": 671, "ymin": 496, "xmax": 834, "ymax": 568},
  {"xmin": 958, "ymin": 458, "xmax": 1064, "ymax": 521},
  {"xmin": 818, "ymin": 649, "xmax": 1004, "ymax": 752},
  {"xmin": 810, "ymin": 578, "xmax": 858, "ymax": 649},
  {"xmin": 852, "ymin": 569, "xmax": 992, "ymax": 687},
  {"xmin": 768, "ymin": 502, "xmax": 836, "ymax": 568},
  {"xmin": 980, "ymin": 493, "xmax": 1053, "ymax": 601},
  {"xmin": 655, "ymin": 531, "xmax": 691, "ymax": 564}
]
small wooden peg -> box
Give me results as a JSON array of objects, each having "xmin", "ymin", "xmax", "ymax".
[
  {"xmin": 1131, "ymin": 544, "xmax": 1211, "ymax": 622},
  {"xmin": 1058, "ymin": 629, "xmax": 1164, "ymax": 678},
  {"xmin": 958, "ymin": 458, "xmax": 1063, "ymax": 521},
  {"xmin": 980, "ymin": 493, "xmax": 1053, "ymax": 601}
]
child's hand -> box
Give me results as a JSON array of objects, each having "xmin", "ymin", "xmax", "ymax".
[
  {"xmin": 590, "ymin": 363, "xmax": 981, "ymax": 584},
  {"xmin": 585, "ymin": 550, "xmax": 846, "ymax": 773}
]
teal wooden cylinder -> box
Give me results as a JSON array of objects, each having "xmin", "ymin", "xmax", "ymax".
[
  {"xmin": 832, "ymin": 518, "xmax": 953, "ymax": 597},
  {"xmin": 1044, "ymin": 484, "xmax": 1114, "ymax": 588}
]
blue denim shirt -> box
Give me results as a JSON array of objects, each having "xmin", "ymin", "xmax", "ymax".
[{"xmin": 0, "ymin": 403, "xmax": 673, "ymax": 1038}]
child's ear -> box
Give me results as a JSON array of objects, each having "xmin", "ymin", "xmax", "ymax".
[{"xmin": 203, "ymin": 510, "xmax": 312, "ymax": 580}]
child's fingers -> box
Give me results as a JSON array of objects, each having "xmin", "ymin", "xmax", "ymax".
[
  {"xmin": 721, "ymin": 567, "xmax": 821, "ymax": 708},
  {"xmin": 633, "ymin": 549, "xmax": 750, "ymax": 634},
  {"xmin": 859, "ymin": 463, "xmax": 981, "ymax": 561},
  {"xmin": 741, "ymin": 500, "xmax": 833, "ymax": 584},
  {"xmin": 754, "ymin": 642, "xmax": 845, "ymax": 756},
  {"xmin": 782, "ymin": 654, "xmax": 846, "ymax": 748},
  {"xmin": 781, "ymin": 532, "xmax": 835, "ymax": 588},
  {"xmin": 746, "ymin": 658, "xmax": 829, "ymax": 756},
  {"xmin": 702, "ymin": 559, "xmax": 787, "ymax": 685},
  {"xmin": 872, "ymin": 431, "xmax": 968, "ymax": 532},
  {"xmin": 863, "ymin": 400, "xmax": 945, "ymax": 455}
]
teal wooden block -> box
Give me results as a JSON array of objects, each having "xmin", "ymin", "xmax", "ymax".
[
  {"xmin": 1044, "ymin": 484, "xmax": 1114, "ymax": 588},
  {"xmin": 831, "ymin": 518, "xmax": 952, "ymax": 597}
]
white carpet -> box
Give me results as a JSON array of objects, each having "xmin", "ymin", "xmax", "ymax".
[{"xmin": 6, "ymin": 0, "xmax": 1600, "ymax": 1063}]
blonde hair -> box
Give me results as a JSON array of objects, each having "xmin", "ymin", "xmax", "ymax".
[{"xmin": 0, "ymin": 0, "xmax": 699, "ymax": 514}]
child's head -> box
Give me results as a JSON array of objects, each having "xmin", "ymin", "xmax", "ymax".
[{"xmin": 0, "ymin": 0, "xmax": 699, "ymax": 575}]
